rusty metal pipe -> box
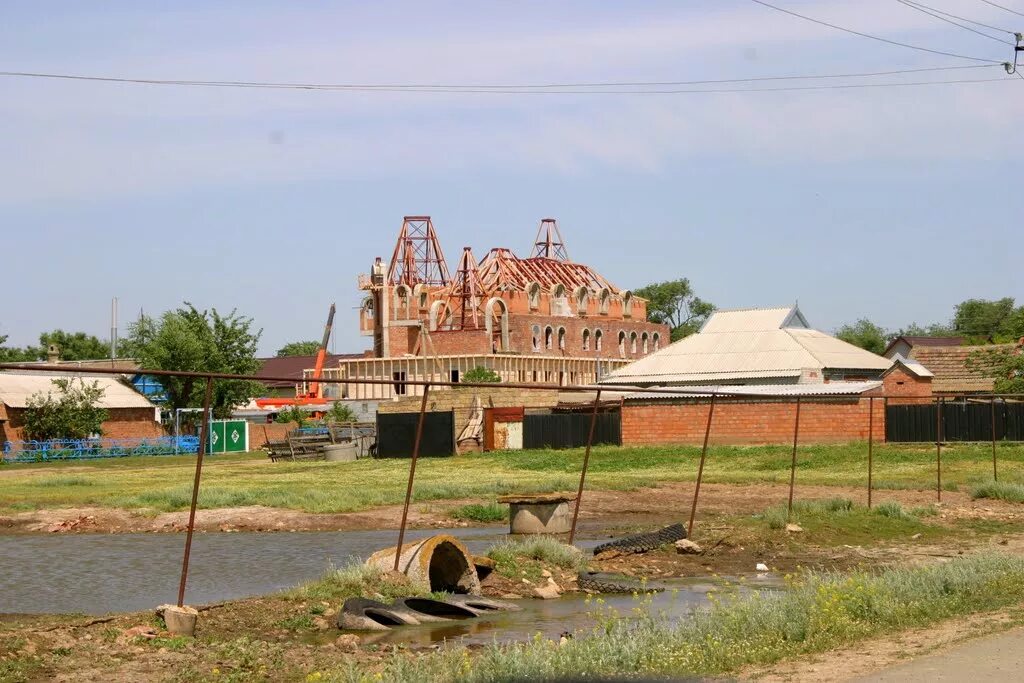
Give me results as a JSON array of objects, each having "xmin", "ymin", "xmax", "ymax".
[
  {"xmin": 787, "ymin": 397, "xmax": 802, "ymax": 523},
  {"xmin": 992, "ymin": 398, "xmax": 998, "ymax": 482},
  {"xmin": 394, "ymin": 383, "xmax": 431, "ymax": 571},
  {"xmin": 936, "ymin": 397, "xmax": 943, "ymax": 503},
  {"xmin": 568, "ymin": 389, "xmax": 602, "ymax": 546},
  {"xmin": 688, "ymin": 393, "xmax": 716, "ymax": 538},
  {"xmin": 177, "ymin": 376, "xmax": 213, "ymax": 608},
  {"xmin": 867, "ymin": 396, "xmax": 874, "ymax": 510}
]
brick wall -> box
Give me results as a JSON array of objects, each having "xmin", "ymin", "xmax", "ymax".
[
  {"xmin": 509, "ymin": 315, "xmax": 669, "ymax": 359},
  {"xmin": 881, "ymin": 366, "xmax": 933, "ymax": 404},
  {"xmin": 428, "ymin": 329, "xmax": 493, "ymax": 355},
  {"xmin": 1, "ymin": 406, "xmax": 164, "ymax": 442},
  {"xmin": 621, "ymin": 397, "xmax": 887, "ymax": 446},
  {"xmin": 248, "ymin": 421, "xmax": 297, "ymax": 447}
]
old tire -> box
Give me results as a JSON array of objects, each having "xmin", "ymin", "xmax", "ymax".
[
  {"xmin": 592, "ymin": 523, "xmax": 686, "ymax": 556},
  {"xmin": 576, "ymin": 572, "xmax": 664, "ymax": 594}
]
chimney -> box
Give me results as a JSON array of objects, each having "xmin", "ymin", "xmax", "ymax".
[{"xmin": 46, "ymin": 344, "xmax": 60, "ymax": 363}]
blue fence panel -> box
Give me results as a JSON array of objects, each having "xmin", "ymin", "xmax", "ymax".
[{"xmin": 2, "ymin": 436, "xmax": 201, "ymax": 463}]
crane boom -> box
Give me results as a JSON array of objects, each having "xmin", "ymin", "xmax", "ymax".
[{"xmin": 308, "ymin": 303, "xmax": 335, "ymax": 399}]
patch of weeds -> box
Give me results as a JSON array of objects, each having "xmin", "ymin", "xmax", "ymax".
[
  {"xmin": 101, "ymin": 627, "xmax": 121, "ymax": 642},
  {"xmin": 173, "ymin": 636, "xmax": 285, "ymax": 683},
  {"xmin": 33, "ymin": 476, "xmax": 95, "ymax": 487},
  {"xmin": 275, "ymin": 613, "xmax": 314, "ymax": 631},
  {"xmin": 943, "ymin": 481, "xmax": 959, "ymax": 492},
  {"xmin": 284, "ymin": 560, "xmax": 423, "ymax": 603},
  {"xmin": 450, "ymin": 502, "xmax": 507, "ymax": 523},
  {"xmin": 971, "ymin": 481, "xmax": 1024, "ymax": 503},
  {"xmin": 52, "ymin": 646, "xmax": 72, "ymax": 657},
  {"xmin": 146, "ymin": 635, "xmax": 191, "ymax": 650},
  {"xmin": 909, "ymin": 505, "xmax": 938, "ymax": 517},
  {"xmin": 308, "ymin": 604, "xmax": 326, "ymax": 616},
  {"xmin": 873, "ymin": 501, "xmax": 911, "ymax": 519},
  {"xmin": 487, "ymin": 536, "xmax": 587, "ymax": 580},
  {"xmin": 0, "ymin": 656, "xmax": 41, "ymax": 683}
]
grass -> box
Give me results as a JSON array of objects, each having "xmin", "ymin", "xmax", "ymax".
[
  {"xmin": 2, "ymin": 443, "xmax": 1024, "ymax": 515},
  {"xmin": 752, "ymin": 497, "xmax": 935, "ymax": 544},
  {"xmin": 971, "ymin": 480, "xmax": 1024, "ymax": 503},
  {"xmin": 486, "ymin": 537, "xmax": 588, "ymax": 581},
  {"xmin": 337, "ymin": 553, "xmax": 1024, "ymax": 682},
  {"xmin": 450, "ymin": 502, "xmax": 507, "ymax": 523},
  {"xmin": 284, "ymin": 561, "xmax": 426, "ymax": 603}
]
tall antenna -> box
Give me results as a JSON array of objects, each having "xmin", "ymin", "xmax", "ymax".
[
  {"xmin": 530, "ymin": 218, "xmax": 570, "ymax": 261},
  {"xmin": 387, "ymin": 216, "xmax": 451, "ymax": 286},
  {"xmin": 110, "ymin": 297, "xmax": 118, "ymax": 359}
]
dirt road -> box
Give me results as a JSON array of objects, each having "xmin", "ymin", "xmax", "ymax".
[{"xmin": 855, "ymin": 626, "xmax": 1024, "ymax": 682}]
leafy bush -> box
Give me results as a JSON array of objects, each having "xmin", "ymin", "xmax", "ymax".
[
  {"xmin": 487, "ymin": 536, "xmax": 587, "ymax": 572},
  {"xmin": 327, "ymin": 402, "xmax": 357, "ymax": 423},
  {"xmin": 873, "ymin": 501, "xmax": 910, "ymax": 519},
  {"xmin": 451, "ymin": 502, "xmax": 507, "ymax": 522},
  {"xmin": 463, "ymin": 366, "xmax": 501, "ymax": 383},
  {"xmin": 23, "ymin": 378, "xmax": 108, "ymax": 441},
  {"xmin": 971, "ymin": 481, "xmax": 1024, "ymax": 503}
]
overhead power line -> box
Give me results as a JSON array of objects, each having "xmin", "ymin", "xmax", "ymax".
[
  {"xmin": 978, "ymin": 0, "xmax": 1024, "ymax": 18},
  {"xmin": 904, "ymin": 0, "xmax": 1017, "ymax": 34},
  {"xmin": 748, "ymin": 0, "xmax": 1005, "ymax": 63},
  {"xmin": 0, "ymin": 64, "xmax": 1008, "ymax": 95},
  {"xmin": 897, "ymin": 0, "xmax": 1014, "ymax": 44}
]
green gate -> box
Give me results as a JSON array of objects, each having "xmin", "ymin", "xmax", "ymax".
[{"xmin": 208, "ymin": 420, "xmax": 249, "ymax": 454}]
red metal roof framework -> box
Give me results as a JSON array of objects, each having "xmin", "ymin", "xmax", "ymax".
[
  {"xmin": 477, "ymin": 248, "xmax": 619, "ymax": 293},
  {"xmin": 387, "ymin": 216, "xmax": 451, "ymax": 287},
  {"xmin": 444, "ymin": 247, "xmax": 486, "ymax": 330}
]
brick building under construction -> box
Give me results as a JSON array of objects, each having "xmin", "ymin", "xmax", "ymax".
[{"xmin": 323, "ymin": 216, "xmax": 668, "ymax": 400}]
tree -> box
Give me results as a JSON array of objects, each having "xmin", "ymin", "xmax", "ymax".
[
  {"xmin": 891, "ymin": 322, "xmax": 957, "ymax": 339},
  {"xmin": 124, "ymin": 303, "xmax": 264, "ymax": 418},
  {"xmin": 463, "ymin": 366, "xmax": 501, "ymax": 383},
  {"xmin": 36, "ymin": 330, "xmax": 110, "ymax": 361},
  {"xmin": 327, "ymin": 401, "xmax": 357, "ymax": 423},
  {"xmin": 23, "ymin": 377, "xmax": 109, "ymax": 441},
  {"xmin": 968, "ymin": 346, "xmax": 1024, "ymax": 394},
  {"xmin": 0, "ymin": 334, "xmax": 36, "ymax": 363},
  {"xmin": 633, "ymin": 279, "xmax": 714, "ymax": 342},
  {"xmin": 834, "ymin": 319, "xmax": 889, "ymax": 355},
  {"xmin": 953, "ymin": 298, "xmax": 1020, "ymax": 343},
  {"xmin": 276, "ymin": 341, "xmax": 322, "ymax": 357}
]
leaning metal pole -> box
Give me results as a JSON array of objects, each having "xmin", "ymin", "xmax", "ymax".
[
  {"xmin": 991, "ymin": 398, "xmax": 998, "ymax": 482},
  {"xmin": 787, "ymin": 397, "xmax": 802, "ymax": 523},
  {"xmin": 568, "ymin": 389, "xmax": 602, "ymax": 546},
  {"xmin": 936, "ymin": 397, "xmax": 943, "ymax": 503},
  {"xmin": 177, "ymin": 376, "xmax": 214, "ymax": 608},
  {"xmin": 867, "ymin": 396, "xmax": 874, "ymax": 509},
  {"xmin": 688, "ymin": 393, "xmax": 717, "ymax": 538},
  {"xmin": 394, "ymin": 383, "xmax": 431, "ymax": 571}
]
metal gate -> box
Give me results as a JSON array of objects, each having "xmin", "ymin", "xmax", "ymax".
[
  {"xmin": 886, "ymin": 402, "xmax": 1024, "ymax": 442},
  {"xmin": 207, "ymin": 419, "xmax": 249, "ymax": 454},
  {"xmin": 523, "ymin": 411, "xmax": 621, "ymax": 450},
  {"xmin": 376, "ymin": 411, "xmax": 455, "ymax": 457}
]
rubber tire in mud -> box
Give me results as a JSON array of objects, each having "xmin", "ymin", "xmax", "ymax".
[
  {"xmin": 576, "ymin": 572, "xmax": 653, "ymax": 594},
  {"xmin": 592, "ymin": 523, "xmax": 686, "ymax": 556}
]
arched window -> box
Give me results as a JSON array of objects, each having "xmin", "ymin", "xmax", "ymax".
[
  {"xmin": 630, "ymin": 331, "xmax": 638, "ymax": 354},
  {"xmin": 599, "ymin": 288, "xmax": 611, "ymax": 315},
  {"xmin": 526, "ymin": 282, "xmax": 541, "ymax": 311},
  {"xmin": 622, "ymin": 291, "xmax": 634, "ymax": 319},
  {"xmin": 641, "ymin": 332, "xmax": 649, "ymax": 354},
  {"xmin": 362, "ymin": 297, "xmax": 374, "ymax": 320},
  {"xmin": 485, "ymin": 297, "xmax": 510, "ymax": 352},
  {"xmin": 653, "ymin": 332, "xmax": 661, "ymax": 351},
  {"xmin": 545, "ymin": 326, "xmax": 554, "ymax": 350},
  {"xmin": 582, "ymin": 329, "xmax": 591, "ymax": 351},
  {"xmin": 532, "ymin": 325, "xmax": 541, "ymax": 352},
  {"xmin": 394, "ymin": 284, "xmax": 412, "ymax": 319},
  {"xmin": 557, "ymin": 327, "xmax": 566, "ymax": 351},
  {"xmin": 550, "ymin": 284, "xmax": 569, "ymax": 316},
  {"xmin": 618, "ymin": 331, "xmax": 626, "ymax": 358},
  {"xmin": 595, "ymin": 329, "xmax": 603, "ymax": 352}
]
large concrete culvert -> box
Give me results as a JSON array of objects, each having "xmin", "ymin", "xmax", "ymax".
[{"xmin": 366, "ymin": 534, "xmax": 481, "ymax": 595}]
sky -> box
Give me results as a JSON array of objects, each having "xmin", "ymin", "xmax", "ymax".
[{"xmin": 1, "ymin": 0, "xmax": 1022, "ymax": 356}]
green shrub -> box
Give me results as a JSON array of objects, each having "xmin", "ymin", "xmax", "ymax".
[
  {"xmin": 873, "ymin": 501, "xmax": 909, "ymax": 519},
  {"xmin": 487, "ymin": 536, "xmax": 587, "ymax": 572},
  {"xmin": 451, "ymin": 502, "xmax": 507, "ymax": 523},
  {"xmin": 971, "ymin": 481, "xmax": 1024, "ymax": 503}
]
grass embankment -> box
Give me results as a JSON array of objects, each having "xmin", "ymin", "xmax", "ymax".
[
  {"xmin": 340, "ymin": 553, "xmax": 1024, "ymax": 682},
  {"xmin": 2, "ymin": 443, "xmax": 1024, "ymax": 515},
  {"xmin": 751, "ymin": 497, "xmax": 944, "ymax": 544}
]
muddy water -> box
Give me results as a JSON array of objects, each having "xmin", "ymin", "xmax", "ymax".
[
  {"xmin": 353, "ymin": 575, "xmax": 784, "ymax": 647},
  {"xmin": 0, "ymin": 527, "xmax": 526, "ymax": 615}
]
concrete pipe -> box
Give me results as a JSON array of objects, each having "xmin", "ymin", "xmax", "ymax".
[{"xmin": 366, "ymin": 534, "xmax": 481, "ymax": 595}]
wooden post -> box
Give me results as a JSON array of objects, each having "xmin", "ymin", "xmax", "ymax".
[
  {"xmin": 394, "ymin": 383, "xmax": 431, "ymax": 571},
  {"xmin": 867, "ymin": 396, "xmax": 874, "ymax": 509},
  {"xmin": 177, "ymin": 376, "xmax": 214, "ymax": 608},
  {"xmin": 688, "ymin": 393, "xmax": 716, "ymax": 537},
  {"xmin": 787, "ymin": 397, "xmax": 802, "ymax": 523}
]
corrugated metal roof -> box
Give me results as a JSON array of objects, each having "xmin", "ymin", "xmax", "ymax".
[
  {"xmin": 0, "ymin": 372, "xmax": 155, "ymax": 409},
  {"xmin": 604, "ymin": 305, "xmax": 892, "ymax": 385}
]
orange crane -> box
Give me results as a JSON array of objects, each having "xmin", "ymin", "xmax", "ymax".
[{"xmin": 256, "ymin": 303, "xmax": 336, "ymax": 409}]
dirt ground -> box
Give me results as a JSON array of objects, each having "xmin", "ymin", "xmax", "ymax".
[{"xmin": 2, "ymin": 480, "xmax": 1021, "ymax": 535}]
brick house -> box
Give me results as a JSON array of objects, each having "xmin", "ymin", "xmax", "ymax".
[{"xmin": 0, "ymin": 372, "xmax": 162, "ymax": 443}]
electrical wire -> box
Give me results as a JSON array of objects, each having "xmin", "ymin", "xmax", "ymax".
[
  {"xmin": 978, "ymin": 0, "xmax": 1024, "ymax": 18},
  {"xmin": 896, "ymin": 0, "xmax": 1014, "ymax": 44},
  {"xmin": 748, "ymin": 0, "xmax": 1005, "ymax": 62},
  {"xmin": 0, "ymin": 64, "xmax": 1006, "ymax": 94}
]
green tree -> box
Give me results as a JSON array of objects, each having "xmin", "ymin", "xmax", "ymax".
[
  {"xmin": 327, "ymin": 401, "xmax": 357, "ymax": 423},
  {"xmin": 23, "ymin": 377, "xmax": 109, "ymax": 441},
  {"xmin": 834, "ymin": 319, "xmax": 889, "ymax": 355},
  {"xmin": 124, "ymin": 303, "xmax": 264, "ymax": 418},
  {"xmin": 633, "ymin": 279, "xmax": 714, "ymax": 342},
  {"xmin": 968, "ymin": 346, "xmax": 1024, "ymax": 394},
  {"xmin": 274, "ymin": 405, "xmax": 308, "ymax": 426},
  {"xmin": 954, "ymin": 298, "xmax": 1021, "ymax": 343},
  {"xmin": 0, "ymin": 334, "xmax": 35, "ymax": 362},
  {"xmin": 892, "ymin": 322, "xmax": 957, "ymax": 339},
  {"xmin": 36, "ymin": 330, "xmax": 110, "ymax": 361},
  {"xmin": 275, "ymin": 341, "xmax": 322, "ymax": 357},
  {"xmin": 463, "ymin": 366, "xmax": 501, "ymax": 383}
]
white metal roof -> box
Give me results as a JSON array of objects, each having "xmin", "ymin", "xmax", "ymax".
[
  {"xmin": 604, "ymin": 305, "xmax": 893, "ymax": 386},
  {"xmin": 622, "ymin": 381, "xmax": 883, "ymax": 400},
  {"xmin": 886, "ymin": 354, "xmax": 934, "ymax": 378},
  {"xmin": 0, "ymin": 372, "xmax": 155, "ymax": 409}
]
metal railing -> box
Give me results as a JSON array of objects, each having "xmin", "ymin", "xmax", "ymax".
[{"xmin": 2, "ymin": 435, "xmax": 201, "ymax": 462}]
